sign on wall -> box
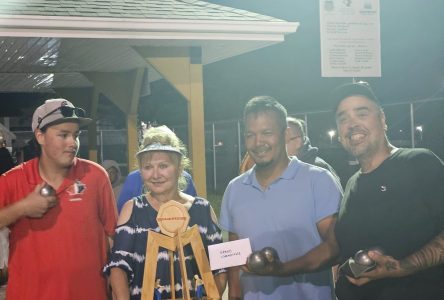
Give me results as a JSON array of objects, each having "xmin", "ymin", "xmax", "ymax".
[{"xmin": 320, "ymin": 0, "xmax": 381, "ymax": 77}]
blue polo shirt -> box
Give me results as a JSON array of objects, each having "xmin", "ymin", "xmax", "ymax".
[{"xmin": 220, "ymin": 158, "xmax": 341, "ymax": 300}]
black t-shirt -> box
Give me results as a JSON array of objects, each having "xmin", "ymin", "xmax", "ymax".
[{"xmin": 335, "ymin": 148, "xmax": 444, "ymax": 300}]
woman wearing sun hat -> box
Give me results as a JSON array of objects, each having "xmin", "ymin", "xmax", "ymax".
[{"xmin": 104, "ymin": 125, "xmax": 226, "ymax": 300}]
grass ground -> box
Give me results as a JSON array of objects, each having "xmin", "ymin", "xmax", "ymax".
[
  {"xmin": 206, "ymin": 192, "xmax": 228, "ymax": 242},
  {"xmin": 206, "ymin": 192, "xmax": 224, "ymax": 219}
]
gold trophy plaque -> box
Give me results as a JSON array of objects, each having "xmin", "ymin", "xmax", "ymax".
[{"xmin": 141, "ymin": 200, "xmax": 220, "ymax": 300}]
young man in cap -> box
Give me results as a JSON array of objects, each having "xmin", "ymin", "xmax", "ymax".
[
  {"xmin": 220, "ymin": 95, "xmax": 342, "ymax": 300},
  {"xmin": 0, "ymin": 98, "xmax": 117, "ymax": 299},
  {"xmin": 332, "ymin": 82, "xmax": 444, "ymax": 300}
]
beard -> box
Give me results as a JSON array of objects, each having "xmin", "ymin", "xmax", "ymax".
[{"xmin": 255, "ymin": 160, "xmax": 273, "ymax": 170}]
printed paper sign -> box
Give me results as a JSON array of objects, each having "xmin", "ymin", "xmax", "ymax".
[
  {"xmin": 320, "ymin": 0, "xmax": 381, "ymax": 77},
  {"xmin": 208, "ymin": 238, "xmax": 252, "ymax": 270}
]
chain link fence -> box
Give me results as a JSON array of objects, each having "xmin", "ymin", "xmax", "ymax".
[{"xmin": 9, "ymin": 99, "xmax": 444, "ymax": 193}]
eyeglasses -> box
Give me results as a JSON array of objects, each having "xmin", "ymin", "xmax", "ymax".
[{"xmin": 37, "ymin": 105, "xmax": 86, "ymax": 129}]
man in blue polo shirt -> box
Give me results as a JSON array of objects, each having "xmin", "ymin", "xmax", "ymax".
[{"xmin": 220, "ymin": 96, "xmax": 342, "ymax": 300}]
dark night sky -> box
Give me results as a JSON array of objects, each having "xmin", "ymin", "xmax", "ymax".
[
  {"xmin": 142, "ymin": 0, "xmax": 444, "ymax": 160},
  {"xmin": 146, "ymin": 0, "xmax": 444, "ymax": 124},
  {"xmin": 140, "ymin": 1, "xmax": 444, "ymax": 183},
  {"xmin": 208, "ymin": 0, "xmax": 444, "ymax": 112},
  {"xmin": 4, "ymin": 1, "xmax": 443, "ymax": 131},
  {"xmin": 3, "ymin": 1, "xmax": 443, "ymax": 184}
]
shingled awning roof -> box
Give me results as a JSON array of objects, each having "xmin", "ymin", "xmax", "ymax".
[
  {"xmin": 0, "ymin": 0, "xmax": 280, "ymax": 21},
  {"xmin": 0, "ymin": 1, "xmax": 299, "ymax": 197},
  {"xmin": 0, "ymin": 0, "xmax": 298, "ymax": 93}
]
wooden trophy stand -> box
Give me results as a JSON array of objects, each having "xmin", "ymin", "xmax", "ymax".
[{"xmin": 141, "ymin": 200, "xmax": 220, "ymax": 300}]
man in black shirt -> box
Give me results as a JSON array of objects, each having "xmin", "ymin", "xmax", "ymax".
[{"xmin": 331, "ymin": 81, "xmax": 444, "ymax": 300}]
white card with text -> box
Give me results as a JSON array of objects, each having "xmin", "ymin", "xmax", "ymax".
[{"xmin": 208, "ymin": 238, "xmax": 252, "ymax": 270}]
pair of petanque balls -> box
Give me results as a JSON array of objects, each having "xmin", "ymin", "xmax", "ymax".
[{"xmin": 246, "ymin": 247, "xmax": 280, "ymax": 273}]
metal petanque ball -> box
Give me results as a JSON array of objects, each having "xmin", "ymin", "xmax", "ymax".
[
  {"xmin": 354, "ymin": 250, "xmax": 374, "ymax": 266},
  {"xmin": 261, "ymin": 247, "xmax": 279, "ymax": 264},
  {"xmin": 40, "ymin": 184, "xmax": 55, "ymax": 197},
  {"xmin": 246, "ymin": 251, "xmax": 267, "ymax": 272}
]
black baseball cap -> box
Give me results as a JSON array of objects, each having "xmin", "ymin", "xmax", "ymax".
[{"xmin": 330, "ymin": 81, "xmax": 380, "ymax": 113}]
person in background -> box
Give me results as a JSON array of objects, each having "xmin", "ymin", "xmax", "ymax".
[
  {"xmin": 0, "ymin": 226, "xmax": 8, "ymax": 288},
  {"xmin": 286, "ymin": 117, "xmax": 341, "ymax": 185},
  {"xmin": 238, "ymin": 150, "xmax": 255, "ymax": 174},
  {"xmin": 286, "ymin": 117, "xmax": 338, "ymax": 173},
  {"xmin": 220, "ymin": 95, "xmax": 342, "ymax": 300},
  {"xmin": 0, "ymin": 98, "xmax": 117, "ymax": 299},
  {"xmin": 104, "ymin": 125, "xmax": 226, "ymax": 300},
  {"xmin": 21, "ymin": 138, "xmax": 39, "ymax": 162},
  {"xmin": 0, "ymin": 134, "xmax": 14, "ymax": 175},
  {"xmin": 331, "ymin": 81, "xmax": 444, "ymax": 300},
  {"xmin": 0, "ymin": 205, "xmax": 7, "ymax": 294},
  {"xmin": 0, "ymin": 134, "xmax": 14, "ymax": 292},
  {"xmin": 102, "ymin": 159, "xmax": 124, "ymax": 200},
  {"xmin": 117, "ymin": 150, "xmax": 197, "ymax": 213}
]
